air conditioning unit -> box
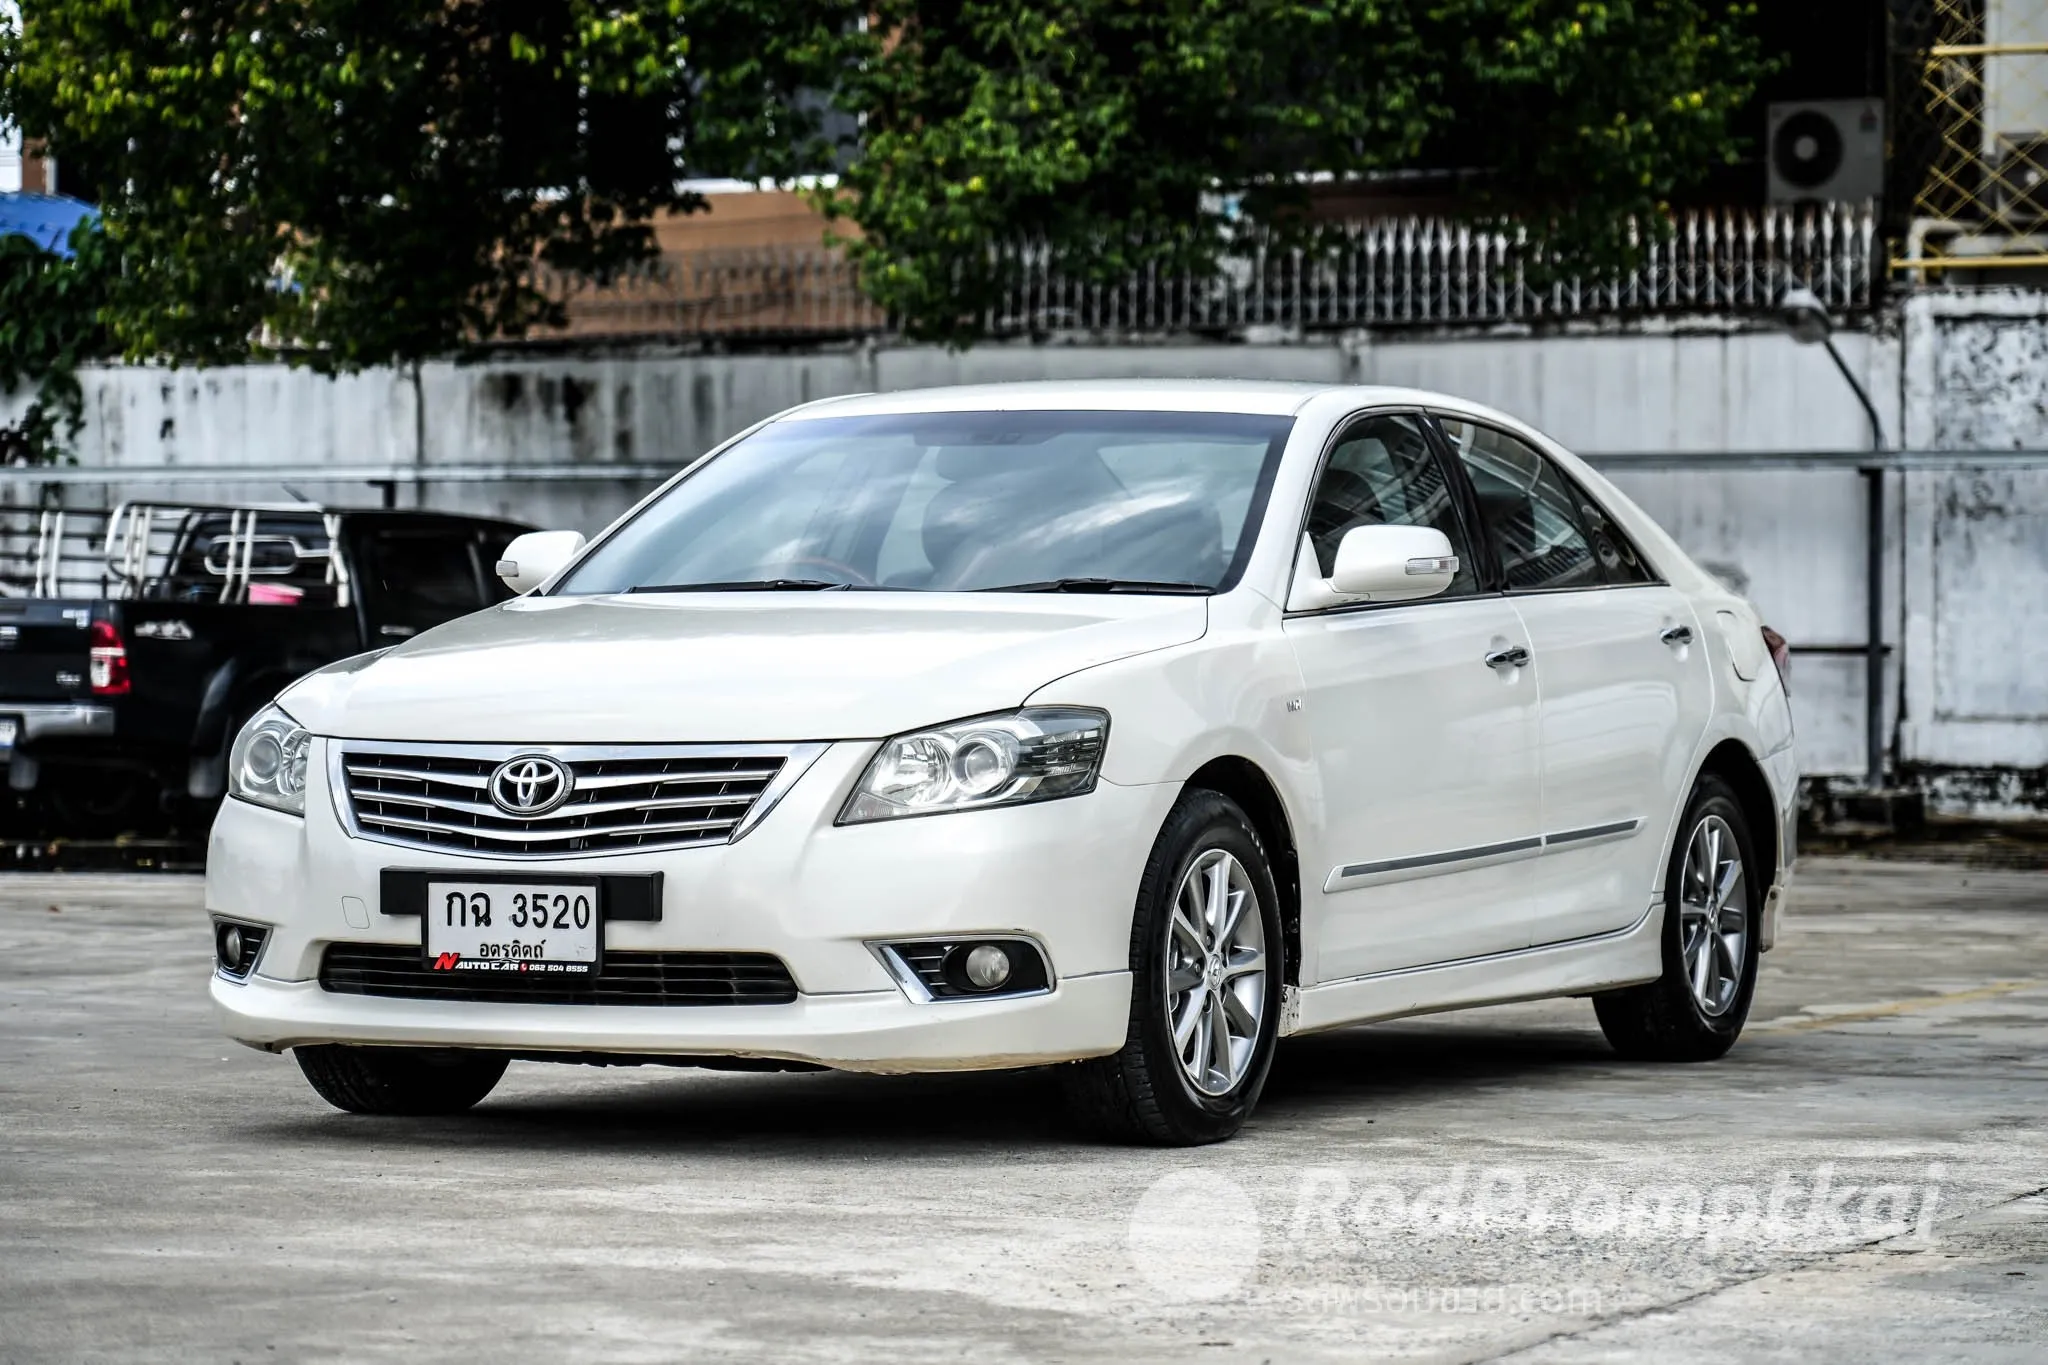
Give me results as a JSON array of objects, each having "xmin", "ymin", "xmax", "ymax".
[{"xmin": 1767, "ymin": 99, "xmax": 1884, "ymax": 205}]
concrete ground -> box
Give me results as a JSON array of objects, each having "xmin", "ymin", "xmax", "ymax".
[{"xmin": 1, "ymin": 858, "xmax": 2045, "ymax": 1363}]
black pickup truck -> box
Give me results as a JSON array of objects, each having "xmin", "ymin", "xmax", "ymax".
[{"xmin": 0, "ymin": 502, "xmax": 532, "ymax": 832}]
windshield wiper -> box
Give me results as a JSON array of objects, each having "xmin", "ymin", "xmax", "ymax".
[
  {"xmin": 975, "ymin": 578, "xmax": 1214, "ymax": 595},
  {"xmin": 626, "ymin": 579, "xmax": 856, "ymax": 593}
]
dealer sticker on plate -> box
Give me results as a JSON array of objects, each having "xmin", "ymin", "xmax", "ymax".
[{"xmin": 425, "ymin": 881, "xmax": 599, "ymax": 976}]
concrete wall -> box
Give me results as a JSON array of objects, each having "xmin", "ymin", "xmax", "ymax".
[
  {"xmin": 1899, "ymin": 292, "xmax": 2048, "ymax": 798},
  {"xmin": 4, "ymin": 302, "xmax": 2044, "ymax": 799},
  {"xmin": 18, "ymin": 321, "xmax": 1897, "ymax": 525},
  {"xmin": 34, "ymin": 321, "xmax": 1897, "ymax": 469}
]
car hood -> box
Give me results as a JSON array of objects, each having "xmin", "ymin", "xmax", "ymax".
[{"xmin": 283, "ymin": 593, "xmax": 1209, "ymax": 742}]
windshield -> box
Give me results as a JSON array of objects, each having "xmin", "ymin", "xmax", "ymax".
[{"xmin": 554, "ymin": 410, "xmax": 1294, "ymax": 595}]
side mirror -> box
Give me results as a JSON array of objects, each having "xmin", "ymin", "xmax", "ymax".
[
  {"xmin": 496, "ymin": 530, "xmax": 587, "ymax": 595},
  {"xmin": 1288, "ymin": 525, "xmax": 1459, "ymax": 610}
]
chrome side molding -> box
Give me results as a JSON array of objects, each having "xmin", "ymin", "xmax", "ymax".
[{"xmin": 1326, "ymin": 818, "xmax": 1643, "ymax": 892}]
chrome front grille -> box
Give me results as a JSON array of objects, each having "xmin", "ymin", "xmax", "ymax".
[{"xmin": 332, "ymin": 741, "xmax": 823, "ymax": 858}]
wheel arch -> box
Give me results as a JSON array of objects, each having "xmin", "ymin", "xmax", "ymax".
[
  {"xmin": 188, "ymin": 663, "xmax": 298, "ymax": 799},
  {"xmin": 1696, "ymin": 738, "xmax": 1781, "ymax": 894},
  {"xmin": 1182, "ymin": 755, "xmax": 1301, "ymax": 987},
  {"xmin": 191, "ymin": 660, "xmax": 296, "ymax": 754}
]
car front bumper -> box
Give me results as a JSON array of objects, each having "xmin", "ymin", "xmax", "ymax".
[
  {"xmin": 207, "ymin": 739, "xmax": 1163, "ymax": 1073},
  {"xmin": 210, "ymin": 970, "xmax": 1133, "ymax": 1074}
]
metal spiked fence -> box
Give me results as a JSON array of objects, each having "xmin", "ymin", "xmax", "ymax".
[{"xmin": 535, "ymin": 203, "xmax": 1880, "ymax": 342}]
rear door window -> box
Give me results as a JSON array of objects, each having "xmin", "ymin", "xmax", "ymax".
[
  {"xmin": 1437, "ymin": 420, "xmax": 1603, "ymax": 592},
  {"xmin": 1563, "ymin": 482, "xmax": 1656, "ymax": 584}
]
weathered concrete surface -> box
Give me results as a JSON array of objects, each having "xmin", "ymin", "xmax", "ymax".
[{"xmin": 1, "ymin": 858, "xmax": 2045, "ymax": 1362}]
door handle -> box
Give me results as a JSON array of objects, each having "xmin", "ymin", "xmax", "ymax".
[
  {"xmin": 1660, "ymin": 624, "xmax": 1694, "ymax": 646},
  {"xmin": 1484, "ymin": 645, "xmax": 1531, "ymax": 670}
]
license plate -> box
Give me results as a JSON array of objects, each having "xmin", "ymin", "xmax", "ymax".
[{"xmin": 424, "ymin": 880, "xmax": 600, "ymax": 977}]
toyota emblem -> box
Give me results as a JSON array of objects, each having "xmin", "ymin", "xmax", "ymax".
[{"xmin": 489, "ymin": 754, "xmax": 573, "ymax": 816}]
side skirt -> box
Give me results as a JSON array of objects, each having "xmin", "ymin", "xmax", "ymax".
[{"xmin": 1285, "ymin": 900, "xmax": 1664, "ymax": 1036}]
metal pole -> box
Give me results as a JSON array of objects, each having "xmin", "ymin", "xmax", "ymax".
[
  {"xmin": 1821, "ymin": 335, "xmax": 1889, "ymax": 789},
  {"xmin": 1861, "ymin": 465, "xmax": 1885, "ymax": 790}
]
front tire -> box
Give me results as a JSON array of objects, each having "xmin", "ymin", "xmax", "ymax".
[
  {"xmin": 1061, "ymin": 790, "xmax": 1283, "ymax": 1145},
  {"xmin": 295, "ymin": 1045, "xmax": 509, "ymax": 1115},
  {"xmin": 1594, "ymin": 774, "xmax": 1762, "ymax": 1061}
]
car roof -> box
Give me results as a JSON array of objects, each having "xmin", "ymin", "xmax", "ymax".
[{"xmin": 777, "ymin": 380, "xmax": 1492, "ymax": 421}]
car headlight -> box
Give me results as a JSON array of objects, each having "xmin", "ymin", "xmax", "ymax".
[
  {"xmin": 839, "ymin": 708, "xmax": 1109, "ymax": 824},
  {"xmin": 229, "ymin": 703, "xmax": 312, "ymax": 816}
]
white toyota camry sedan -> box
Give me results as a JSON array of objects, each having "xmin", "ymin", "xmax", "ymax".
[{"xmin": 210, "ymin": 381, "xmax": 1797, "ymax": 1145}]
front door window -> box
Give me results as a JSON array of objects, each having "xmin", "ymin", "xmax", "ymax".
[{"xmin": 1306, "ymin": 413, "xmax": 1479, "ymax": 596}]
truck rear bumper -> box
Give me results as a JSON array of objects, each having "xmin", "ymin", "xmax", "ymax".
[
  {"xmin": 0, "ymin": 702, "xmax": 115, "ymax": 741},
  {"xmin": 0, "ymin": 703, "xmax": 119, "ymax": 788}
]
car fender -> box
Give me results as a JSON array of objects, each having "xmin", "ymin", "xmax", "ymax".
[{"xmin": 1023, "ymin": 589, "xmax": 1325, "ymax": 871}]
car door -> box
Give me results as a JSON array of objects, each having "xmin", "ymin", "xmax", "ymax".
[
  {"xmin": 1281, "ymin": 411, "xmax": 1545, "ymax": 981},
  {"xmin": 1434, "ymin": 416, "xmax": 1714, "ymax": 946}
]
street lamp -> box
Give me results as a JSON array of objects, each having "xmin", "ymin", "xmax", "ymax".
[
  {"xmin": 1779, "ymin": 284, "xmax": 1888, "ymax": 790},
  {"xmin": 1779, "ymin": 286, "xmax": 1886, "ymax": 452}
]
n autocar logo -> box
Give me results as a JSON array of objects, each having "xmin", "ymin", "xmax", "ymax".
[{"xmin": 489, "ymin": 755, "xmax": 573, "ymax": 816}]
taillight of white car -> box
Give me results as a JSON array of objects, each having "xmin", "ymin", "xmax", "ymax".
[{"xmin": 1760, "ymin": 625, "xmax": 1792, "ymax": 694}]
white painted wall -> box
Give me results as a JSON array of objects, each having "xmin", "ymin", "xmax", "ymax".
[
  {"xmin": 1356, "ymin": 326, "xmax": 1898, "ymax": 454},
  {"xmin": 20, "ymin": 324, "xmax": 1898, "ymax": 520},
  {"xmin": 1985, "ymin": 0, "xmax": 2048, "ymax": 153}
]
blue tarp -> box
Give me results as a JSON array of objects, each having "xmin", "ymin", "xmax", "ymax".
[{"xmin": 0, "ymin": 193, "xmax": 98, "ymax": 257}]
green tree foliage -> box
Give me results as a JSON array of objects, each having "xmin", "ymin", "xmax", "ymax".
[
  {"xmin": 0, "ymin": 225, "xmax": 113, "ymax": 463},
  {"xmin": 2, "ymin": 0, "xmax": 1769, "ymax": 362},
  {"xmin": 827, "ymin": 1, "xmax": 1768, "ymax": 339},
  {"xmin": 0, "ymin": 0, "xmax": 867, "ymax": 370}
]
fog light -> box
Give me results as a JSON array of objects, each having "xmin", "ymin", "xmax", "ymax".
[
  {"xmin": 963, "ymin": 943, "xmax": 1012, "ymax": 991},
  {"xmin": 213, "ymin": 920, "xmax": 269, "ymax": 979},
  {"xmin": 883, "ymin": 936, "xmax": 1050, "ymax": 1000}
]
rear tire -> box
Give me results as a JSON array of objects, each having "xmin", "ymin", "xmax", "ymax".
[
  {"xmin": 1060, "ymin": 790, "xmax": 1283, "ymax": 1146},
  {"xmin": 1594, "ymin": 774, "xmax": 1762, "ymax": 1062},
  {"xmin": 294, "ymin": 1045, "xmax": 509, "ymax": 1115}
]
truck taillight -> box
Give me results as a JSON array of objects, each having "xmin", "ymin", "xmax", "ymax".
[
  {"xmin": 89, "ymin": 620, "xmax": 131, "ymax": 695},
  {"xmin": 1760, "ymin": 625, "xmax": 1791, "ymax": 695}
]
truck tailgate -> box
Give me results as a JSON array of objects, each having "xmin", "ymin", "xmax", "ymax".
[{"xmin": 0, "ymin": 599, "xmax": 95, "ymax": 702}]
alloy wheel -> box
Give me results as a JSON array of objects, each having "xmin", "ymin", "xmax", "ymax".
[
  {"xmin": 1678, "ymin": 813, "xmax": 1748, "ymax": 1017},
  {"xmin": 1165, "ymin": 848, "xmax": 1268, "ymax": 1096}
]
